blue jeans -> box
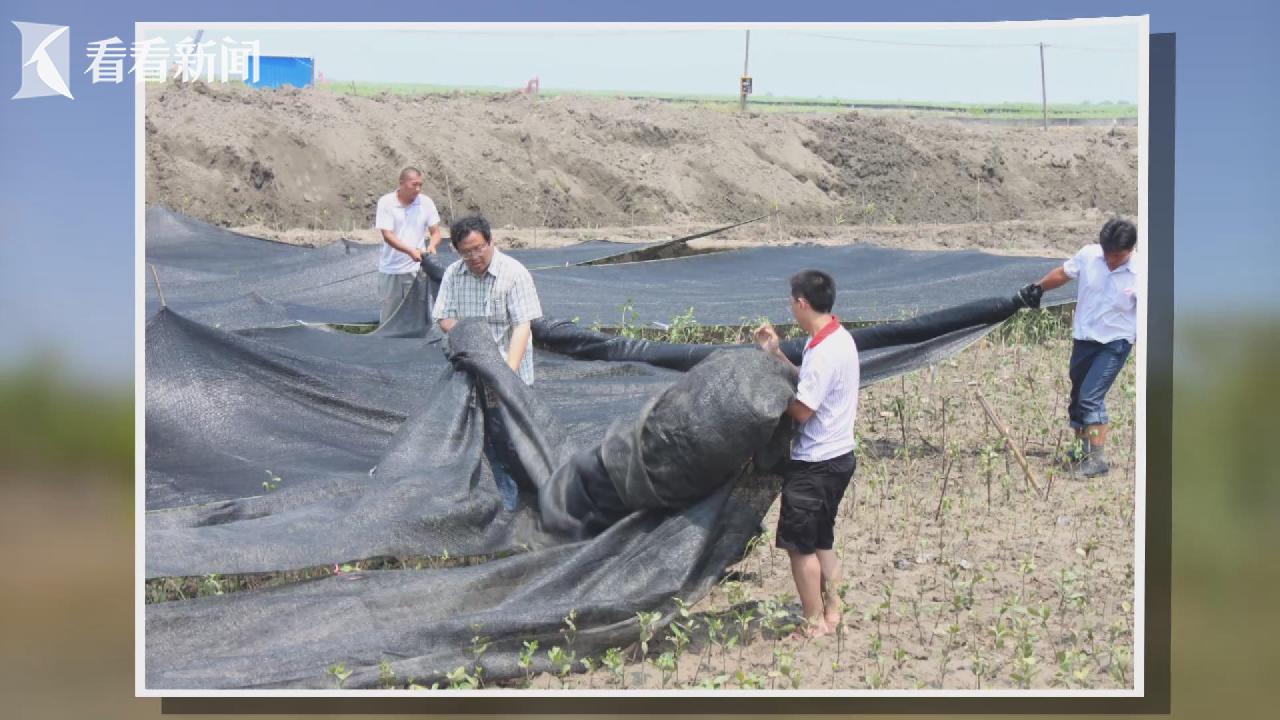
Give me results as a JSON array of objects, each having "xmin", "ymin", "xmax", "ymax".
[
  {"xmin": 481, "ymin": 384, "xmax": 521, "ymax": 511},
  {"xmin": 1068, "ymin": 339, "xmax": 1132, "ymax": 429},
  {"xmin": 483, "ymin": 437, "xmax": 520, "ymax": 511}
]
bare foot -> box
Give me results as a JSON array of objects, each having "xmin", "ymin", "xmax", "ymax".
[
  {"xmin": 824, "ymin": 608, "xmax": 842, "ymax": 632},
  {"xmin": 791, "ymin": 618, "xmax": 832, "ymax": 640}
]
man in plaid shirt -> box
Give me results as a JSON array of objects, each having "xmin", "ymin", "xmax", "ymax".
[{"xmin": 432, "ymin": 215, "xmax": 543, "ymax": 385}]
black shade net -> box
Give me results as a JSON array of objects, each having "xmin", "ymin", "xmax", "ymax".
[
  {"xmin": 145, "ymin": 207, "xmax": 1070, "ymax": 331},
  {"xmin": 144, "ymin": 209, "xmax": 1064, "ymax": 689}
]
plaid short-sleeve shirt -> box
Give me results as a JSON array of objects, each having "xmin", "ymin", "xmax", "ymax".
[{"xmin": 432, "ymin": 249, "xmax": 543, "ymax": 384}]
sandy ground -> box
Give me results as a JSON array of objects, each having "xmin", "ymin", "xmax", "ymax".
[{"xmin": 146, "ymin": 82, "xmax": 1137, "ymax": 259}]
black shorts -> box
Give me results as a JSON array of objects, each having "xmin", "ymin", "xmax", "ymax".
[{"xmin": 775, "ymin": 451, "xmax": 856, "ymax": 555}]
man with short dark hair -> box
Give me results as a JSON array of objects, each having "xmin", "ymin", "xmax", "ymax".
[
  {"xmin": 1021, "ymin": 218, "xmax": 1139, "ymax": 477},
  {"xmin": 755, "ymin": 269, "xmax": 860, "ymax": 637},
  {"xmin": 375, "ymin": 167, "xmax": 443, "ymax": 324},
  {"xmin": 433, "ymin": 215, "xmax": 543, "ymax": 511},
  {"xmin": 432, "ymin": 215, "xmax": 543, "ymax": 385}
]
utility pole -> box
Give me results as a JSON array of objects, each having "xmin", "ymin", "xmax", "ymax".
[
  {"xmin": 1039, "ymin": 42, "xmax": 1048, "ymax": 131},
  {"xmin": 739, "ymin": 30, "xmax": 751, "ymax": 113}
]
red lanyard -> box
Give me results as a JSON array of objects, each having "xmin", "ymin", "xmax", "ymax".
[{"xmin": 806, "ymin": 316, "xmax": 841, "ymax": 350}]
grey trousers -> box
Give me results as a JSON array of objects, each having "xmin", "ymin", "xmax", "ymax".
[{"xmin": 378, "ymin": 270, "xmax": 425, "ymax": 325}]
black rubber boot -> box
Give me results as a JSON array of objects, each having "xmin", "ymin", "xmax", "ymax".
[{"xmin": 1076, "ymin": 443, "xmax": 1109, "ymax": 477}]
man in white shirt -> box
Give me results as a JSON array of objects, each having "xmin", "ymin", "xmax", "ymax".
[
  {"xmin": 755, "ymin": 269, "xmax": 860, "ymax": 637},
  {"xmin": 1024, "ymin": 218, "xmax": 1138, "ymax": 477},
  {"xmin": 375, "ymin": 167, "xmax": 443, "ymax": 325}
]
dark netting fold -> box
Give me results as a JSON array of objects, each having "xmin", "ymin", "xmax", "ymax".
[
  {"xmin": 146, "ymin": 314, "xmax": 781, "ymax": 689},
  {"xmin": 539, "ymin": 349, "xmax": 796, "ymax": 538},
  {"xmin": 147, "ymin": 470, "xmax": 778, "ymax": 689}
]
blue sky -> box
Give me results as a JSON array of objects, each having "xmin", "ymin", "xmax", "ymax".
[{"xmin": 1, "ymin": 1, "xmax": 1278, "ymax": 380}]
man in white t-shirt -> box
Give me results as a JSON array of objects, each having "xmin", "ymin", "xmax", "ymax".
[
  {"xmin": 1022, "ymin": 218, "xmax": 1138, "ymax": 477},
  {"xmin": 374, "ymin": 167, "xmax": 443, "ymax": 325},
  {"xmin": 755, "ymin": 269, "xmax": 860, "ymax": 638}
]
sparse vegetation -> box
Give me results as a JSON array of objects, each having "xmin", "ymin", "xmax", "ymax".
[{"xmin": 314, "ymin": 82, "xmax": 1137, "ymax": 120}]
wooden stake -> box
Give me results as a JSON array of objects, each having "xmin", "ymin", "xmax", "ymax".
[
  {"xmin": 149, "ymin": 263, "xmax": 167, "ymax": 307},
  {"xmin": 443, "ymin": 170, "xmax": 455, "ymax": 221},
  {"xmin": 975, "ymin": 391, "xmax": 1042, "ymax": 497},
  {"xmin": 933, "ymin": 453, "xmax": 954, "ymax": 523},
  {"xmin": 1045, "ymin": 431, "xmax": 1064, "ymax": 502},
  {"xmin": 985, "ymin": 461, "xmax": 992, "ymax": 510}
]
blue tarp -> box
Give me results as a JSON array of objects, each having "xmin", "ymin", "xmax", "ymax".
[{"xmin": 245, "ymin": 56, "xmax": 314, "ymax": 89}]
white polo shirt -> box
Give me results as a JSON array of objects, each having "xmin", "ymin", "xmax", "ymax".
[
  {"xmin": 1063, "ymin": 244, "xmax": 1139, "ymax": 344},
  {"xmin": 792, "ymin": 322, "xmax": 860, "ymax": 462},
  {"xmin": 375, "ymin": 191, "xmax": 441, "ymax": 275}
]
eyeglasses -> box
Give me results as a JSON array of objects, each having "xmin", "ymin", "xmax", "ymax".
[{"xmin": 457, "ymin": 242, "xmax": 491, "ymax": 259}]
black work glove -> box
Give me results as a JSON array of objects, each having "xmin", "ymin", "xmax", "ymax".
[
  {"xmin": 419, "ymin": 254, "xmax": 446, "ymax": 282},
  {"xmin": 1016, "ymin": 283, "xmax": 1044, "ymax": 309}
]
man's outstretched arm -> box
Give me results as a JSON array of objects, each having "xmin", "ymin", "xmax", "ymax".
[
  {"xmin": 1036, "ymin": 266, "xmax": 1072, "ymax": 292},
  {"xmin": 506, "ymin": 321, "xmax": 532, "ymax": 373},
  {"xmin": 754, "ymin": 323, "xmax": 798, "ymax": 371},
  {"xmin": 433, "ymin": 271, "xmax": 456, "ymax": 332},
  {"xmin": 786, "ymin": 398, "xmax": 815, "ymax": 424},
  {"xmin": 380, "ymin": 228, "xmax": 422, "ymax": 262}
]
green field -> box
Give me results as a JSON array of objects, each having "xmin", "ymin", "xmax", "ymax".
[{"xmin": 314, "ymin": 81, "xmax": 1137, "ymax": 120}]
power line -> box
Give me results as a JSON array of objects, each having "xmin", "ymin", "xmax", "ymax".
[
  {"xmin": 383, "ymin": 27, "xmax": 1137, "ymax": 53},
  {"xmin": 783, "ymin": 30, "xmax": 1040, "ymax": 49},
  {"xmin": 386, "ymin": 28, "xmax": 712, "ymax": 38},
  {"xmin": 1048, "ymin": 43, "xmax": 1138, "ymax": 53},
  {"xmin": 783, "ymin": 30, "xmax": 1137, "ymax": 54}
]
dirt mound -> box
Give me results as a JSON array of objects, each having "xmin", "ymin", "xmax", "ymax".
[{"xmin": 145, "ymin": 82, "xmax": 1137, "ymax": 243}]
